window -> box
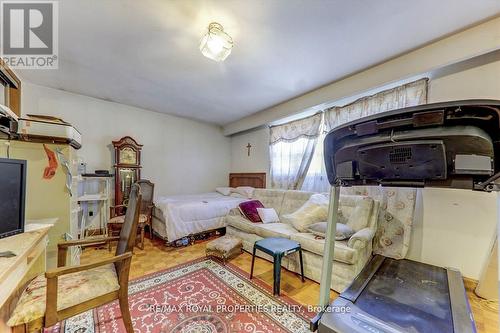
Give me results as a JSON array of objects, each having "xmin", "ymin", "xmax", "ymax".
[
  {"xmin": 270, "ymin": 136, "xmax": 317, "ymax": 190},
  {"xmin": 301, "ymin": 132, "xmax": 330, "ymax": 193}
]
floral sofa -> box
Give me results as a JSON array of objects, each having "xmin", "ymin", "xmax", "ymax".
[{"xmin": 225, "ymin": 189, "xmax": 379, "ymax": 292}]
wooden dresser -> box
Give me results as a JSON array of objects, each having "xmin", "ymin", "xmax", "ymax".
[{"xmin": 0, "ymin": 225, "xmax": 51, "ymax": 332}]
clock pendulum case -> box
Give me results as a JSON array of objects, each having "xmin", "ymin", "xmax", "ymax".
[{"xmin": 112, "ymin": 136, "xmax": 143, "ymax": 214}]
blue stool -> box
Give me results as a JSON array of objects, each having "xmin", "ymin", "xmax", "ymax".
[{"xmin": 250, "ymin": 237, "xmax": 305, "ymax": 295}]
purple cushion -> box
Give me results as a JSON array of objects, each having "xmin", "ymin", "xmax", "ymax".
[{"xmin": 239, "ymin": 200, "xmax": 265, "ymax": 223}]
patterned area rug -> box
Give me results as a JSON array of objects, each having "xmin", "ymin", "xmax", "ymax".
[{"xmin": 47, "ymin": 258, "xmax": 313, "ymax": 333}]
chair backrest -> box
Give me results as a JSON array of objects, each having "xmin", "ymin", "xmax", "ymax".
[
  {"xmin": 136, "ymin": 180, "xmax": 154, "ymax": 215},
  {"xmin": 115, "ymin": 183, "xmax": 142, "ymax": 257}
]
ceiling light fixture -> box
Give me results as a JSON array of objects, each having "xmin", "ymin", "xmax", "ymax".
[{"xmin": 200, "ymin": 22, "xmax": 233, "ymax": 62}]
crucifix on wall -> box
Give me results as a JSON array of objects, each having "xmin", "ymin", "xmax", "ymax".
[{"xmin": 246, "ymin": 143, "xmax": 252, "ymax": 156}]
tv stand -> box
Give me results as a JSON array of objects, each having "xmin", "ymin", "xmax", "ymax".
[{"xmin": 0, "ymin": 225, "xmax": 52, "ymax": 332}]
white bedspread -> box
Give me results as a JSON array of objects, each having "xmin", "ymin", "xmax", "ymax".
[{"xmin": 154, "ymin": 192, "xmax": 246, "ymax": 242}]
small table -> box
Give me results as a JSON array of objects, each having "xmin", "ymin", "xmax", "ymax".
[{"xmin": 250, "ymin": 237, "xmax": 305, "ymax": 296}]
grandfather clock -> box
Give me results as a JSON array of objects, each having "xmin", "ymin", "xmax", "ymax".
[{"xmin": 113, "ymin": 136, "xmax": 143, "ymax": 211}]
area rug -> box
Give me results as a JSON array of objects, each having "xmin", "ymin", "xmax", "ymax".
[{"xmin": 47, "ymin": 257, "xmax": 313, "ymax": 333}]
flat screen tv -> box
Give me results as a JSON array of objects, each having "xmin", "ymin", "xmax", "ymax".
[{"xmin": 0, "ymin": 158, "xmax": 26, "ymax": 238}]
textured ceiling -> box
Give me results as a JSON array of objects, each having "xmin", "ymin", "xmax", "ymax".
[{"xmin": 18, "ymin": 0, "xmax": 500, "ymax": 125}]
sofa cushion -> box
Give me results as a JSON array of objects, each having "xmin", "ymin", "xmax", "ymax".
[
  {"xmin": 345, "ymin": 197, "xmax": 374, "ymax": 232},
  {"xmin": 8, "ymin": 264, "xmax": 119, "ymax": 326},
  {"xmin": 290, "ymin": 233, "xmax": 358, "ymax": 265},
  {"xmin": 226, "ymin": 215, "xmax": 259, "ymax": 234},
  {"xmin": 337, "ymin": 195, "xmax": 374, "ymax": 232},
  {"xmin": 257, "ymin": 208, "xmax": 280, "ymax": 223},
  {"xmin": 239, "ymin": 200, "xmax": 264, "ymax": 222},
  {"xmin": 280, "ymin": 190, "xmax": 314, "ymax": 216},
  {"xmin": 280, "ymin": 193, "xmax": 329, "ymax": 232},
  {"xmin": 307, "ymin": 222, "xmax": 355, "ymax": 240},
  {"xmin": 253, "ymin": 189, "xmax": 286, "ymax": 214},
  {"xmin": 253, "ymin": 223, "xmax": 298, "ymax": 239}
]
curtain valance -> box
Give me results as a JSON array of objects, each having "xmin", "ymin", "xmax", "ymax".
[
  {"xmin": 324, "ymin": 78, "xmax": 428, "ymax": 131},
  {"xmin": 269, "ymin": 113, "xmax": 322, "ymax": 145}
]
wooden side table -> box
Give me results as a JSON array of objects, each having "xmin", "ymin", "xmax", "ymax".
[{"xmin": 250, "ymin": 237, "xmax": 305, "ymax": 295}]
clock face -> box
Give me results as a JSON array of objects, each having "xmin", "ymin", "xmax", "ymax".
[{"xmin": 119, "ymin": 147, "xmax": 137, "ymax": 164}]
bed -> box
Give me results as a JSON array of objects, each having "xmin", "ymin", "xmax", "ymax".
[{"xmin": 152, "ymin": 173, "xmax": 266, "ymax": 243}]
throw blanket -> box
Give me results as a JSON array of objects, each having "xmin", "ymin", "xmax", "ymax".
[{"xmin": 341, "ymin": 187, "xmax": 416, "ymax": 259}]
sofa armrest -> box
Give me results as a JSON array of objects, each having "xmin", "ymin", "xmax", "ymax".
[
  {"xmin": 347, "ymin": 227, "xmax": 375, "ymax": 249},
  {"xmin": 228, "ymin": 208, "xmax": 243, "ymax": 217}
]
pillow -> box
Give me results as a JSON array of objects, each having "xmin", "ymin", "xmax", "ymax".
[
  {"xmin": 307, "ymin": 222, "xmax": 355, "ymax": 240},
  {"xmin": 232, "ymin": 186, "xmax": 255, "ymax": 199},
  {"xmin": 238, "ymin": 200, "xmax": 264, "ymax": 222},
  {"xmin": 281, "ymin": 193, "xmax": 329, "ymax": 232},
  {"xmin": 346, "ymin": 197, "xmax": 374, "ymax": 232},
  {"xmin": 216, "ymin": 187, "xmax": 233, "ymax": 196},
  {"xmin": 257, "ymin": 208, "xmax": 280, "ymax": 224}
]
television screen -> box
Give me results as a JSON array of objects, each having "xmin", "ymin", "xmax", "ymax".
[{"xmin": 0, "ymin": 158, "xmax": 26, "ymax": 238}]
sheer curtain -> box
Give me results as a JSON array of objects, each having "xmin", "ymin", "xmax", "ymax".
[
  {"xmin": 270, "ymin": 113, "xmax": 322, "ymax": 190},
  {"xmin": 301, "ymin": 132, "xmax": 330, "ymax": 193}
]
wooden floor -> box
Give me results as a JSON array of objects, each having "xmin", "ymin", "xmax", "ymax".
[{"xmin": 81, "ymin": 237, "xmax": 498, "ymax": 333}]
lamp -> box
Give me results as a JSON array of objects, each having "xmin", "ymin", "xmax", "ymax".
[{"xmin": 200, "ymin": 22, "xmax": 233, "ymax": 62}]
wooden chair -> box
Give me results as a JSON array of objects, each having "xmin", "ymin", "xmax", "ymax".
[
  {"xmin": 137, "ymin": 180, "xmax": 155, "ymax": 240},
  {"xmin": 8, "ymin": 184, "xmax": 142, "ymax": 333},
  {"xmin": 108, "ymin": 180, "xmax": 155, "ymax": 250}
]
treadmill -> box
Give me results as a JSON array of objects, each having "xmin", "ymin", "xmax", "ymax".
[{"xmin": 314, "ymin": 100, "xmax": 500, "ymax": 333}]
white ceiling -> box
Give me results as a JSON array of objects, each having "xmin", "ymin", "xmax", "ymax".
[{"xmin": 18, "ymin": 0, "xmax": 500, "ymax": 125}]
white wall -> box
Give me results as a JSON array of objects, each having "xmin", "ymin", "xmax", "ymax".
[
  {"xmin": 230, "ymin": 127, "xmax": 270, "ymax": 185},
  {"xmin": 21, "ymin": 82, "xmax": 231, "ymax": 197},
  {"xmin": 406, "ymin": 58, "xmax": 500, "ymax": 279},
  {"xmin": 408, "ymin": 189, "xmax": 496, "ymax": 279}
]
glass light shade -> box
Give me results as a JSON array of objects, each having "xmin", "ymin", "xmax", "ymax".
[{"xmin": 200, "ymin": 22, "xmax": 233, "ymax": 62}]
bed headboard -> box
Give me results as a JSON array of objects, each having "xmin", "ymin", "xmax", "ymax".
[{"xmin": 229, "ymin": 173, "xmax": 266, "ymax": 189}]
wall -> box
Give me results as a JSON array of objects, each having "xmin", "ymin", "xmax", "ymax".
[
  {"xmin": 407, "ymin": 58, "xmax": 500, "ymax": 279},
  {"xmin": 21, "ymin": 82, "xmax": 231, "ymax": 197},
  {"xmin": 230, "ymin": 127, "xmax": 270, "ymax": 185}
]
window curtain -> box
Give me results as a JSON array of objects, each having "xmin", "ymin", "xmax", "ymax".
[
  {"xmin": 324, "ymin": 78, "xmax": 428, "ymax": 131},
  {"xmin": 301, "ymin": 131, "xmax": 330, "ymax": 193},
  {"xmin": 323, "ymin": 78, "xmax": 428, "ymax": 259},
  {"xmin": 270, "ymin": 113, "xmax": 322, "ymax": 190}
]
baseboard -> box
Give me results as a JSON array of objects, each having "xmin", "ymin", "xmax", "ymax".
[{"xmin": 462, "ymin": 276, "xmax": 478, "ymax": 293}]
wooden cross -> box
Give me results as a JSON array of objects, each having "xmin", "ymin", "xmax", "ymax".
[{"xmin": 246, "ymin": 143, "xmax": 252, "ymax": 156}]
